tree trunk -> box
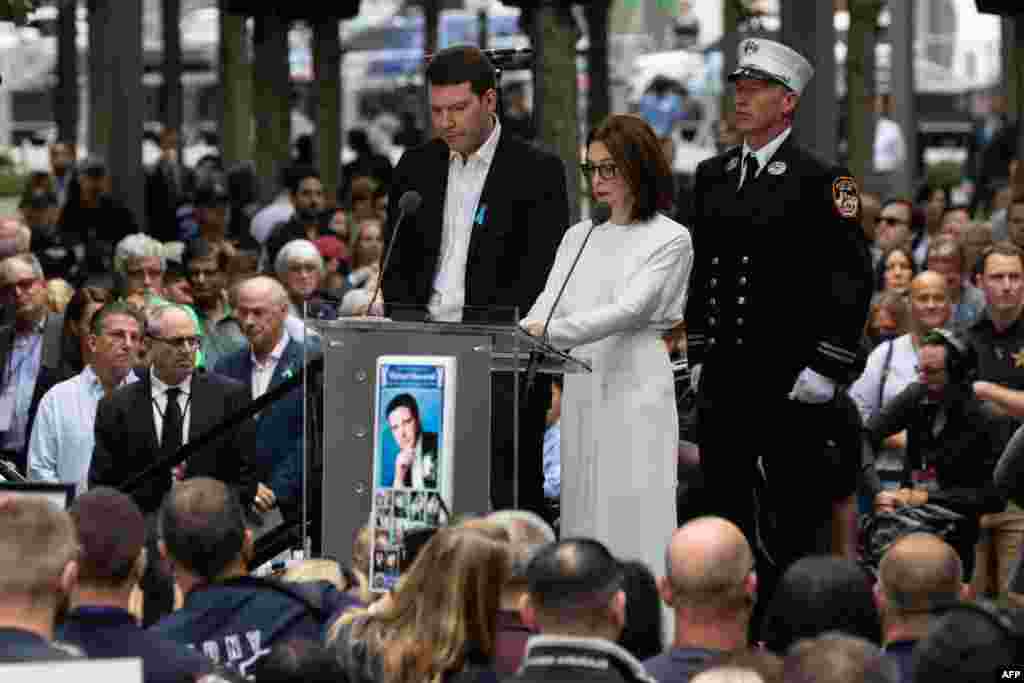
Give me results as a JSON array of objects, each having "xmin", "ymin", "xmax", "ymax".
[
  {"xmin": 314, "ymin": 17, "xmax": 342, "ymax": 205},
  {"xmin": 719, "ymin": 0, "xmax": 743, "ymax": 146},
  {"xmin": 55, "ymin": 0, "xmax": 77, "ymax": 144},
  {"xmin": 219, "ymin": 2, "xmax": 252, "ymax": 169},
  {"xmin": 583, "ymin": 0, "xmax": 612, "ymax": 131},
  {"xmin": 252, "ymin": 13, "xmax": 291, "ymax": 203},
  {"xmin": 161, "ymin": 0, "xmax": 183, "ymax": 140},
  {"xmin": 846, "ymin": 0, "xmax": 881, "ymax": 184},
  {"xmin": 532, "ymin": 2, "xmax": 580, "ymax": 223}
]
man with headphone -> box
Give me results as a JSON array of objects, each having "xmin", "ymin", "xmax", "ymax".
[{"xmin": 866, "ymin": 328, "xmax": 1006, "ymax": 580}]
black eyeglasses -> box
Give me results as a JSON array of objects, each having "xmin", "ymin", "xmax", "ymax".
[
  {"xmin": 149, "ymin": 334, "xmax": 201, "ymax": 351},
  {"xmin": 580, "ymin": 162, "xmax": 619, "ymax": 180}
]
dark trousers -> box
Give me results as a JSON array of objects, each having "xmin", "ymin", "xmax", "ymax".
[
  {"xmin": 697, "ymin": 384, "xmax": 853, "ymax": 622},
  {"xmin": 490, "ymin": 371, "xmax": 550, "ymax": 516}
]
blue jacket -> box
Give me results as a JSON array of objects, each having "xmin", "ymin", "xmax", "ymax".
[
  {"xmin": 58, "ymin": 606, "xmax": 211, "ymax": 683},
  {"xmin": 151, "ymin": 576, "xmax": 360, "ymax": 676},
  {"xmin": 215, "ymin": 338, "xmax": 305, "ymax": 513}
]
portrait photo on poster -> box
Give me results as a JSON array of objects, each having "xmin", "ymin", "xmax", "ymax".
[{"xmin": 372, "ymin": 356, "xmax": 457, "ymax": 503}]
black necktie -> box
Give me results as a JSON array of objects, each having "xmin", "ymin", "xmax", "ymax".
[
  {"xmin": 164, "ymin": 387, "xmax": 185, "ymax": 479},
  {"xmin": 740, "ymin": 154, "xmax": 759, "ymax": 191}
]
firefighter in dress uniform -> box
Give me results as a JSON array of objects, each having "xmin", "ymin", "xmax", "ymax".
[{"xmin": 684, "ymin": 39, "xmax": 874, "ymax": 599}]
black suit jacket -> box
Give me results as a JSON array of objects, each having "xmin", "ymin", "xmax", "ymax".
[
  {"xmin": 684, "ymin": 135, "xmax": 874, "ymax": 398},
  {"xmin": 89, "ymin": 371, "xmax": 259, "ymax": 515},
  {"xmin": 381, "ymin": 133, "xmax": 569, "ymax": 322}
]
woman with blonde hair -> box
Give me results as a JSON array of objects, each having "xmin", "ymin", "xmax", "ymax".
[{"xmin": 330, "ymin": 526, "xmax": 510, "ymax": 683}]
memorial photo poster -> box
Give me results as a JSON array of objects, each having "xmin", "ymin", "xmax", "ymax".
[{"xmin": 369, "ymin": 356, "xmax": 456, "ymax": 592}]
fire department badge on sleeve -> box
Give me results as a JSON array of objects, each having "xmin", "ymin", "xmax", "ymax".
[{"xmin": 832, "ymin": 176, "xmax": 860, "ymax": 219}]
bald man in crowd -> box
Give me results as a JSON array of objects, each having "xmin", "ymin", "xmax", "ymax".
[
  {"xmin": 216, "ymin": 276, "xmax": 306, "ymax": 521},
  {"xmin": 644, "ymin": 516, "xmax": 756, "ymax": 683},
  {"xmin": 874, "ymin": 533, "xmax": 967, "ymax": 683}
]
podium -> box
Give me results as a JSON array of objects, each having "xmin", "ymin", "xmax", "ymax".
[{"xmin": 304, "ymin": 306, "xmax": 591, "ymax": 566}]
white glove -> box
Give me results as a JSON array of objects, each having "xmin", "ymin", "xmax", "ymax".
[
  {"xmin": 690, "ymin": 363, "xmax": 702, "ymax": 393},
  {"xmin": 788, "ymin": 368, "xmax": 835, "ymax": 404}
]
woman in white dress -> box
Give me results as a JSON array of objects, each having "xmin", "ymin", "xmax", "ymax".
[{"xmin": 521, "ymin": 114, "xmax": 693, "ymax": 574}]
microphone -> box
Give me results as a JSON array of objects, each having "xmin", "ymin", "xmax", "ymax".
[
  {"xmin": 367, "ymin": 190, "xmax": 422, "ymax": 315},
  {"xmin": 524, "ymin": 202, "xmax": 611, "ymax": 396},
  {"xmin": 540, "ymin": 202, "xmax": 611, "ymax": 344}
]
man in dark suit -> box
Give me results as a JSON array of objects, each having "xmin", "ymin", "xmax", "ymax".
[
  {"xmin": 0, "ymin": 253, "xmax": 67, "ymax": 475},
  {"xmin": 216, "ymin": 276, "xmax": 305, "ymax": 521},
  {"xmin": 684, "ymin": 39, "xmax": 873, "ymax": 600},
  {"xmin": 380, "ymin": 45, "xmax": 569, "ymax": 513},
  {"xmin": 89, "ymin": 302, "xmax": 269, "ymax": 516}
]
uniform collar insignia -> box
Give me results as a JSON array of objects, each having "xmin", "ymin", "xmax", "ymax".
[{"xmin": 725, "ymin": 156, "xmax": 739, "ymax": 173}]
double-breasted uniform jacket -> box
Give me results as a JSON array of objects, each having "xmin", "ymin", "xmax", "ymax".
[{"xmin": 684, "ymin": 135, "xmax": 873, "ymax": 399}]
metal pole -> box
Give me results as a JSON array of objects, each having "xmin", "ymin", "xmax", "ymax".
[
  {"xmin": 889, "ymin": 0, "xmax": 916, "ymax": 196},
  {"xmin": 55, "ymin": 0, "xmax": 78, "ymax": 144}
]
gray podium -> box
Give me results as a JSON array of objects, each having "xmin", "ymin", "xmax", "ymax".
[{"xmin": 305, "ymin": 309, "xmax": 590, "ymax": 565}]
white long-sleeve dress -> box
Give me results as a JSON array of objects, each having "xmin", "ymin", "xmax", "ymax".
[{"xmin": 524, "ymin": 212, "xmax": 693, "ymax": 572}]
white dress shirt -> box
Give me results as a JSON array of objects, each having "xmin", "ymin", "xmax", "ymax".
[
  {"xmin": 738, "ymin": 126, "xmax": 792, "ymax": 191},
  {"xmin": 429, "ymin": 117, "xmax": 502, "ymax": 322},
  {"xmin": 151, "ymin": 371, "xmax": 193, "ymax": 446},
  {"xmin": 251, "ymin": 331, "xmax": 290, "ymax": 400}
]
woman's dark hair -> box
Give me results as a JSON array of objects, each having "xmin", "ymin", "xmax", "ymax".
[
  {"xmin": 425, "ymin": 45, "xmax": 496, "ymax": 96},
  {"xmin": 587, "ymin": 114, "xmax": 675, "ymax": 222},
  {"xmin": 616, "ymin": 559, "xmax": 664, "ymax": 661},
  {"xmin": 761, "ymin": 556, "xmax": 881, "ymax": 655},
  {"xmin": 60, "ymin": 285, "xmax": 113, "ymax": 375},
  {"xmin": 875, "ymin": 244, "xmax": 918, "ymax": 292}
]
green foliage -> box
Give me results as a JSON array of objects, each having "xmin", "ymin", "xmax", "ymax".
[
  {"xmin": 0, "ymin": 170, "xmax": 27, "ymax": 197},
  {"xmin": 0, "ymin": 0, "xmax": 37, "ymax": 25}
]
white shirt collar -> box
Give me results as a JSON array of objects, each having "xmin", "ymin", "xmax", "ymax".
[
  {"xmin": 450, "ymin": 115, "xmax": 501, "ymax": 167},
  {"xmin": 742, "ymin": 126, "xmax": 792, "ymax": 176},
  {"xmin": 84, "ymin": 365, "xmax": 137, "ymax": 393},
  {"xmin": 151, "ymin": 368, "xmax": 192, "ymax": 397},
  {"xmin": 251, "ymin": 330, "xmax": 291, "ymax": 369}
]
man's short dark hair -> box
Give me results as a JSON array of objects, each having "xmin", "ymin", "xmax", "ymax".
[
  {"xmin": 980, "ymin": 240, "xmax": 1024, "ymax": 274},
  {"xmin": 385, "ymin": 393, "xmax": 421, "ymax": 427},
  {"xmin": 158, "ymin": 477, "xmax": 247, "ymax": 581},
  {"xmin": 913, "ymin": 602, "xmax": 1024, "ymax": 682},
  {"xmin": 526, "ymin": 537, "xmax": 623, "ymax": 611},
  {"xmin": 761, "ymin": 556, "xmax": 881, "ymax": 655},
  {"xmin": 286, "ymin": 165, "xmax": 321, "ymax": 195},
  {"xmin": 184, "ymin": 237, "xmax": 230, "ymax": 271},
  {"xmin": 425, "ymin": 45, "xmax": 496, "ymax": 97},
  {"xmin": 247, "ymin": 640, "xmax": 344, "ymax": 683},
  {"xmin": 90, "ymin": 300, "xmax": 145, "ymax": 337},
  {"xmin": 69, "ymin": 487, "xmax": 146, "ymax": 587}
]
